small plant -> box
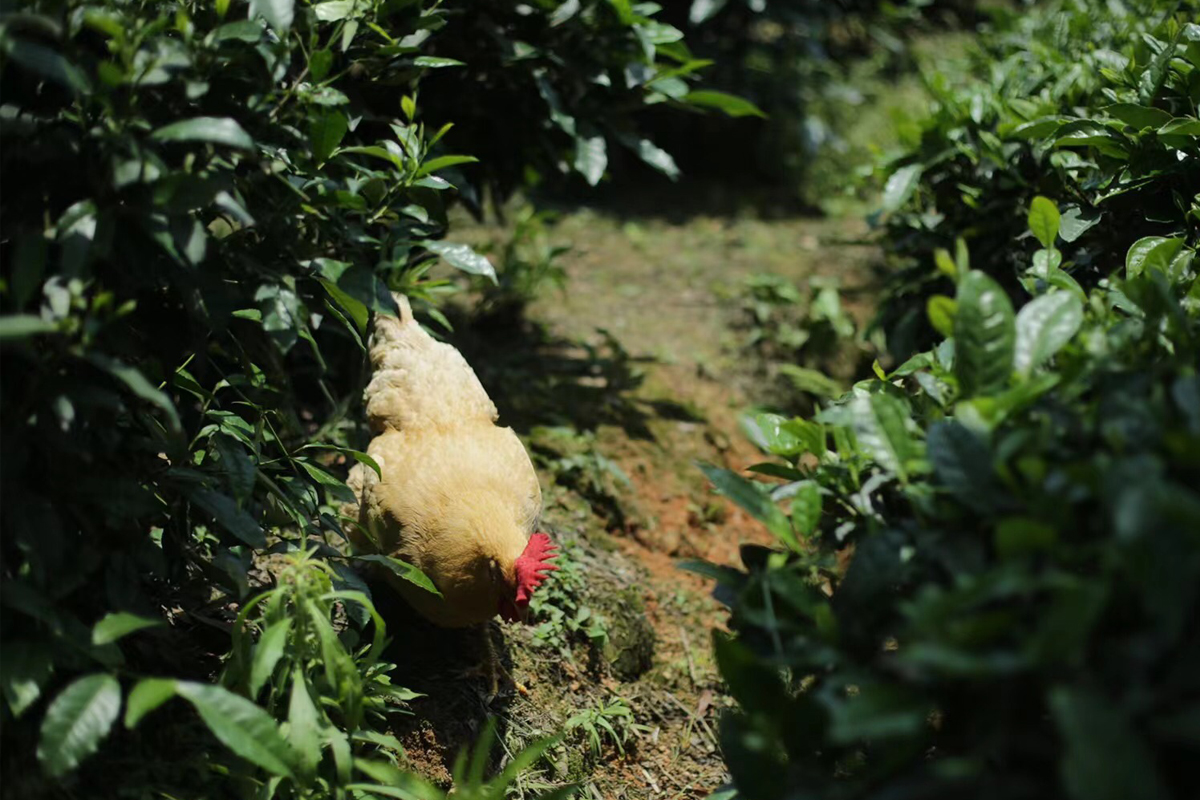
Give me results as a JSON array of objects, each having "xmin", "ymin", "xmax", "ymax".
[
  {"xmin": 475, "ymin": 206, "xmax": 571, "ymax": 324},
  {"xmin": 564, "ymin": 696, "xmax": 648, "ymax": 760},
  {"xmin": 527, "ymin": 539, "xmax": 609, "ymax": 656},
  {"xmin": 737, "ymin": 274, "xmax": 856, "ymax": 365},
  {"xmin": 121, "ymin": 551, "xmax": 418, "ymax": 796}
]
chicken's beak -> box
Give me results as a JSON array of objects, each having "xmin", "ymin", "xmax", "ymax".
[{"xmin": 499, "ymin": 597, "xmax": 527, "ymax": 623}]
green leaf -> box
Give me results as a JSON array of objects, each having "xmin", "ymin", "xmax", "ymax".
[
  {"xmin": 574, "ymin": 134, "xmax": 608, "ymax": 186},
  {"xmin": 1027, "ymin": 196, "xmax": 1060, "ymax": 249},
  {"xmin": 286, "ymin": 670, "xmax": 323, "ymax": 779},
  {"xmin": 933, "ymin": 248, "xmax": 957, "ymax": 280},
  {"xmin": 689, "ymin": 0, "xmax": 729, "ymax": 24},
  {"xmin": 881, "ymin": 164, "xmax": 921, "ymax": 213},
  {"xmin": 1, "ymin": 641, "xmax": 54, "ymax": 718},
  {"xmin": 37, "ymin": 674, "xmax": 121, "ymax": 778},
  {"xmin": 309, "ymin": 112, "xmax": 348, "ymax": 165},
  {"xmin": 926, "ymin": 295, "xmax": 957, "ymax": 337},
  {"xmin": 92, "ymin": 612, "xmax": 162, "ymax": 646},
  {"xmin": 1008, "ymin": 116, "xmax": 1065, "ymax": 139},
  {"xmin": 777, "ymin": 364, "xmax": 843, "ymax": 398},
  {"xmin": 684, "ymin": 90, "xmax": 766, "ymax": 118},
  {"xmin": 151, "ymin": 117, "xmax": 255, "ymax": 150},
  {"xmin": 249, "ymin": 618, "xmax": 293, "ymax": 698},
  {"xmin": 954, "ymin": 272, "xmax": 1015, "ymax": 398},
  {"xmin": 309, "ymin": 49, "xmax": 333, "ymax": 81},
  {"xmin": 1054, "ymin": 121, "xmax": 1127, "ymax": 157},
  {"xmin": 175, "ymin": 681, "xmax": 298, "ymax": 779},
  {"xmin": 416, "ymin": 155, "xmax": 478, "ymax": 177},
  {"xmin": 754, "ymin": 413, "xmax": 803, "ymax": 457},
  {"xmin": 1157, "ymin": 117, "xmax": 1200, "ymax": 148},
  {"xmin": 190, "ymin": 489, "xmax": 266, "ymax": 548},
  {"xmin": 313, "ymin": 0, "xmax": 360, "ymax": 21},
  {"xmin": 88, "ymin": 355, "xmax": 182, "ymax": 432},
  {"xmin": 1126, "ymin": 236, "xmax": 1184, "ymax": 278},
  {"xmin": 927, "ymin": 421, "xmax": 996, "ymax": 504},
  {"xmin": 1, "ymin": 38, "xmax": 90, "ymax": 92},
  {"xmin": 994, "ymin": 517, "xmax": 1057, "ymax": 558},
  {"xmin": 413, "ymin": 56, "xmax": 466, "ymax": 68},
  {"xmin": 0, "ymin": 315, "xmax": 58, "ymax": 341},
  {"xmin": 791, "ymin": 481, "xmax": 821, "ymax": 537},
  {"xmin": 356, "ymin": 555, "xmax": 443, "ymax": 596},
  {"xmin": 698, "ymin": 463, "xmax": 799, "ymax": 552},
  {"xmin": 847, "ymin": 392, "xmax": 919, "ymax": 480},
  {"xmin": 124, "ymin": 678, "xmax": 178, "ymax": 729},
  {"xmin": 215, "ymin": 434, "xmax": 256, "ymax": 506},
  {"xmin": 1104, "ymin": 103, "xmax": 1172, "ymax": 130},
  {"xmin": 629, "ymin": 138, "xmax": 680, "ymax": 180},
  {"xmin": 421, "ymin": 241, "xmax": 497, "ymax": 283},
  {"xmin": 1050, "ymin": 688, "xmax": 1170, "ymax": 800},
  {"xmin": 302, "ymin": 444, "xmax": 382, "ymax": 480},
  {"xmin": 1058, "ymin": 206, "xmax": 1101, "ymax": 243},
  {"xmin": 248, "ymin": 0, "xmax": 294, "ymax": 33},
  {"xmin": 1014, "ymin": 292, "xmax": 1083, "ymax": 376}
]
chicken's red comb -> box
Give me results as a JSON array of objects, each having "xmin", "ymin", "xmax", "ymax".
[{"xmin": 514, "ymin": 532, "xmax": 560, "ymax": 604}]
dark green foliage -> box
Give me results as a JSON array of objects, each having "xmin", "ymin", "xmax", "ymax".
[
  {"xmin": 706, "ymin": 199, "xmax": 1200, "ymax": 799},
  {"xmin": 697, "ymin": 2, "xmax": 1200, "ymax": 798},
  {"xmin": 0, "ymin": 0, "xmax": 706, "ymax": 789}
]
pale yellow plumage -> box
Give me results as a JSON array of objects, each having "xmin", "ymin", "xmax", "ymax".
[{"xmin": 343, "ymin": 294, "xmax": 543, "ymax": 628}]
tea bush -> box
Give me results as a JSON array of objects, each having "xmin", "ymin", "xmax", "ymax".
[
  {"xmin": 872, "ymin": 0, "xmax": 1200, "ymax": 357},
  {"xmin": 695, "ymin": 2, "xmax": 1200, "ymax": 798},
  {"xmin": 0, "ymin": 0, "xmax": 715, "ymax": 790}
]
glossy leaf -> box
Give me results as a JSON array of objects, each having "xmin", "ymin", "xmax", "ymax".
[
  {"xmin": 699, "ymin": 463, "xmax": 799, "ymax": 552},
  {"xmin": 91, "ymin": 612, "xmax": 162, "ymax": 646},
  {"xmin": 151, "ymin": 117, "xmax": 254, "ymax": 149},
  {"xmin": 881, "ymin": 164, "xmax": 921, "ymax": 212},
  {"xmin": 124, "ymin": 678, "xmax": 178, "ymax": 729},
  {"xmin": 1028, "ymin": 196, "xmax": 1060, "ymax": 249},
  {"xmin": 574, "ymin": 134, "xmax": 608, "ymax": 186},
  {"xmin": 355, "ymin": 555, "xmax": 442, "ymax": 597},
  {"xmin": 1014, "ymin": 292, "xmax": 1083, "ymax": 376},
  {"xmin": 954, "ymin": 272, "xmax": 1015, "ymax": 398},
  {"xmin": 847, "ymin": 392, "xmax": 920, "ymax": 480},
  {"xmin": 684, "ymin": 90, "xmax": 766, "ymax": 118},
  {"xmin": 248, "ymin": 0, "xmax": 294, "ymax": 33},
  {"xmin": 309, "ymin": 112, "xmax": 348, "ymax": 164},
  {"xmin": 1126, "ymin": 237, "xmax": 1184, "ymax": 278},
  {"xmin": 37, "ymin": 674, "xmax": 121, "ymax": 777},
  {"xmin": 422, "ymin": 241, "xmax": 497, "ymax": 283},
  {"xmin": 175, "ymin": 681, "xmax": 298, "ymax": 779}
]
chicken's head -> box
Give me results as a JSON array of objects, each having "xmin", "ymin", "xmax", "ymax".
[{"xmin": 499, "ymin": 532, "xmax": 559, "ymax": 623}]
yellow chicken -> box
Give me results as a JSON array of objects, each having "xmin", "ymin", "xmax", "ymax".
[{"xmin": 342, "ymin": 294, "xmax": 558, "ymax": 686}]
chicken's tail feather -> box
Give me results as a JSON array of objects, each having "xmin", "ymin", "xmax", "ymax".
[{"xmin": 362, "ymin": 292, "xmax": 499, "ymax": 433}]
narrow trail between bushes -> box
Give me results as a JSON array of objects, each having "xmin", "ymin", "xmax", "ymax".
[{"xmin": 390, "ymin": 209, "xmax": 878, "ymax": 798}]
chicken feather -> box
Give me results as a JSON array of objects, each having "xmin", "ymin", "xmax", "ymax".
[{"xmin": 343, "ymin": 294, "xmax": 549, "ymax": 628}]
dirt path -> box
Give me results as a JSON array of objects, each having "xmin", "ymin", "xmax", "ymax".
[{"xmin": 393, "ymin": 208, "xmax": 878, "ymax": 798}]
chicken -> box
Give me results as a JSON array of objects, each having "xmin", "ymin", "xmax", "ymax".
[{"xmin": 342, "ymin": 293, "xmax": 558, "ymax": 688}]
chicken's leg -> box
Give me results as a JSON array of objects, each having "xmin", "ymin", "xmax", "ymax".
[{"xmin": 449, "ymin": 624, "xmax": 527, "ymax": 701}]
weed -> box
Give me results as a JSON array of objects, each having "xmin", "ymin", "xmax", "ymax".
[
  {"xmin": 475, "ymin": 206, "xmax": 571, "ymax": 324},
  {"xmin": 564, "ymin": 696, "xmax": 650, "ymax": 760},
  {"xmin": 527, "ymin": 539, "xmax": 609, "ymax": 657},
  {"xmin": 736, "ymin": 274, "xmax": 856, "ymax": 365}
]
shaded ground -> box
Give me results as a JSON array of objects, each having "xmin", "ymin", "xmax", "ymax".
[{"xmin": 390, "ymin": 208, "xmax": 878, "ymax": 797}]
